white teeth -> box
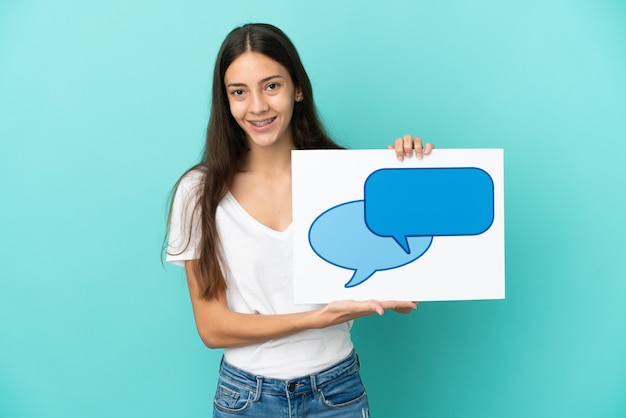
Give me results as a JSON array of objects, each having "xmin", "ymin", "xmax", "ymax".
[{"xmin": 250, "ymin": 117, "xmax": 275, "ymax": 127}]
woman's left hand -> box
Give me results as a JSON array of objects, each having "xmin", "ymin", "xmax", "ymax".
[{"xmin": 388, "ymin": 134, "xmax": 435, "ymax": 161}]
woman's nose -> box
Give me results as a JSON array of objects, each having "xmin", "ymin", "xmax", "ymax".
[{"xmin": 249, "ymin": 92, "xmax": 269, "ymax": 114}]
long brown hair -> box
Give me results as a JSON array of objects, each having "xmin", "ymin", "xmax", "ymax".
[{"xmin": 166, "ymin": 23, "xmax": 342, "ymax": 300}]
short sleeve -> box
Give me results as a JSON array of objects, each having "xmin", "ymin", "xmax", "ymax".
[{"xmin": 166, "ymin": 170, "xmax": 204, "ymax": 267}]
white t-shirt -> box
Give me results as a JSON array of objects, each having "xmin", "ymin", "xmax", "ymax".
[{"xmin": 167, "ymin": 170, "xmax": 353, "ymax": 379}]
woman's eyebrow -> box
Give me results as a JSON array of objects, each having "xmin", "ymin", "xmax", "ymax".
[
  {"xmin": 226, "ymin": 75, "xmax": 285, "ymax": 88},
  {"xmin": 258, "ymin": 75, "xmax": 284, "ymax": 84},
  {"xmin": 225, "ymin": 81, "xmax": 246, "ymax": 88}
]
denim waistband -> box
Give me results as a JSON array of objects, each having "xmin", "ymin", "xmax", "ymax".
[{"xmin": 218, "ymin": 350, "xmax": 359, "ymax": 397}]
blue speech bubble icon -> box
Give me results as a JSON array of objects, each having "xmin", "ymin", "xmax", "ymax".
[
  {"xmin": 364, "ymin": 167, "xmax": 494, "ymax": 253},
  {"xmin": 309, "ymin": 200, "xmax": 433, "ymax": 287}
]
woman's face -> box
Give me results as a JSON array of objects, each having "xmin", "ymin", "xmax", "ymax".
[{"xmin": 224, "ymin": 51, "xmax": 302, "ymax": 151}]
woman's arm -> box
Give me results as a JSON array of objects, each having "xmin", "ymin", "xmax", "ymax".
[{"xmin": 184, "ymin": 260, "xmax": 416, "ymax": 349}]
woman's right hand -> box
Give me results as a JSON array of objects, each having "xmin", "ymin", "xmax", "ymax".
[{"xmin": 312, "ymin": 300, "xmax": 418, "ymax": 328}]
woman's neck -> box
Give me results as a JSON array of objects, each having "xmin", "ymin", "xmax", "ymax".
[
  {"xmin": 230, "ymin": 139, "xmax": 294, "ymax": 232},
  {"xmin": 243, "ymin": 140, "xmax": 294, "ymax": 177}
]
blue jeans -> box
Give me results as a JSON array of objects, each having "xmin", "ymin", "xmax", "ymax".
[{"xmin": 213, "ymin": 351, "xmax": 370, "ymax": 417}]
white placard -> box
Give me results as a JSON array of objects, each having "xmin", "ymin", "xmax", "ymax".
[{"xmin": 292, "ymin": 149, "xmax": 504, "ymax": 303}]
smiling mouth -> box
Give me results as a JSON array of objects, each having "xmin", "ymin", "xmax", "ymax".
[{"xmin": 248, "ymin": 117, "xmax": 276, "ymax": 127}]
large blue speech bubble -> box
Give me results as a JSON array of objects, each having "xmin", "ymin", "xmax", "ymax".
[
  {"xmin": 309, "ymin": 200, "xmax": 432, "ymax": 288},
  {"xmin": 364, "ymin": 167, "xmax": 494, "ymax": 253}
]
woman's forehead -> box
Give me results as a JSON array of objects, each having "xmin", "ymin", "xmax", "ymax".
[{"xmin": 224, "ymin": 52, "xmax": 290, "ymax": 84}]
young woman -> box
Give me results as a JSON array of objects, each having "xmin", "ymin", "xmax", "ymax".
[{"xmin": 167, "ymin": 23, "xmax": 434, "ymax": 417}]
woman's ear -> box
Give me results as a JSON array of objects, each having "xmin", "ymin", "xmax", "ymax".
[{"xmin": 295, "ymin": 87, "xmax": 303, "ymax": 102}]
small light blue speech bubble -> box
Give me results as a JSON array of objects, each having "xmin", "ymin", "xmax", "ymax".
[
  {"xmin": 308, "ymin": 200, "xmax": 433, "ymax": 288},
  {"xmin": 364, "ymin": 167, "xmax": 494, "ymax": 253}
]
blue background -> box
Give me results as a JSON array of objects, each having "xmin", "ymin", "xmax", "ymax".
[{"xmin": 1, "ymin": 1, "xmax": 625, "ymax": 417}]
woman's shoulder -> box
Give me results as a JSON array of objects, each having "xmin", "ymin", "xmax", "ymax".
[
  {"xmin": 172, "ymin": 167, "xmax": 207, "ymax": 206},
  {"xmin": 177, "ymin": 167, "xmax": 206, "ymax": 191},
  {"xmin": 181, "ymin": 167, "xmax": 205, "ymax": 182}
]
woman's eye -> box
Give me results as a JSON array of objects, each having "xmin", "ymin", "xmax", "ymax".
[
  {"xmin": 230, "ymin": 89, "xmax": 244, "ymax": 96},
  {"xmin": 266, "ymin": 83, "xmax": 279, "ymax": 91}
]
